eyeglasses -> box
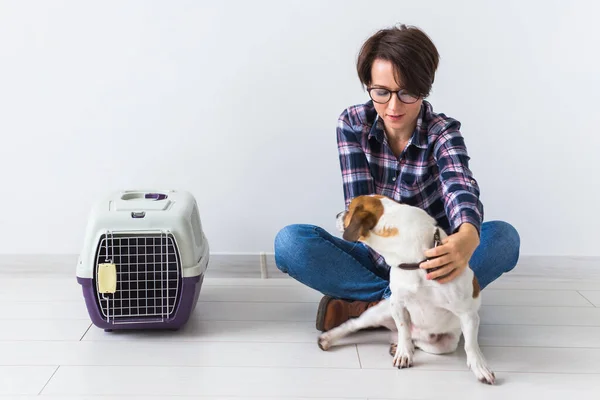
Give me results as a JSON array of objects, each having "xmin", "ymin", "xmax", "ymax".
[{"xmin": 367, "ymin": 87, "xmax": 420, "ymax": 104}]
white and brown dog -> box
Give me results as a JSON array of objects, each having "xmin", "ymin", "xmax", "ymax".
[{"xmin": 318, "ymin": 194, "xmax": 495, "ymax": 385}]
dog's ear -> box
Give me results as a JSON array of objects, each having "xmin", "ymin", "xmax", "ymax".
[{"xmin": 343, "ymin": 205, "xmax": 379, "ymax": 242}]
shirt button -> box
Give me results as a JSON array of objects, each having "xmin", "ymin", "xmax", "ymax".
[{"xmin": 392, "ymin": 177, "xmax": 397, "ymax": 182}]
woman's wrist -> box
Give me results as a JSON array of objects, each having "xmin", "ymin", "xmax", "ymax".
[{"xmin": 458, "ymin": 223, "xmax": 479, "ymax": 240}]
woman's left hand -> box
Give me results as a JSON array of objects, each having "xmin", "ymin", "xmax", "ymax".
[{"xmin": 419, "ymin": 223, "xmax": 480, "ymax": 284}]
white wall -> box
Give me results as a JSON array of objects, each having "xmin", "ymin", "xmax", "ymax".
[{"xmin": 0, "ymin": 0, "xmax": 598, "ymax": 256}]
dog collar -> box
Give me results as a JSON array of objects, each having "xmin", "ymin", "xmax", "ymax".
[{"xmin": 396, "ymin": 228, "xmax": 450, "ymax": 281}]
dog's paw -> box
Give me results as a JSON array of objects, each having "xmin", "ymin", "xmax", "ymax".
[
  {"xmin": 392, "ymin": 343, "xmax": 414, "ymax": 369},
  {"xmin": 317, "ymin": 334, "xmax": 331, "ymax": 351},
  {"xmin": 468, "ymin": 358, "xmax": 496, "ymax": 385},
  {"xmin": 389, "ymin": 343, "xmax": 397, "ymax": 356}
]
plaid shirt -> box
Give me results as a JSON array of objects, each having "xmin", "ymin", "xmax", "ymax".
[{"xmin": 336, "ymin": 99, "xmax": 484, "ymax": 274}]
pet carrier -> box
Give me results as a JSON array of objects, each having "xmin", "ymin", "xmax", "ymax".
[{"xmin": 76, "ymin": 190, "xmax": 209, "ymax": 331}]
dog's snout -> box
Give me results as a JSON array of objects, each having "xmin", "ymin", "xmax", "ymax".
[{"xmin": 335, "ymin": 210, "xmax": 346, "ymax": 233}]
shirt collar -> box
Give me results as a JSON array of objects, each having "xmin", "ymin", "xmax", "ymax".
[{"xmin": 368, "ymin": 100, "xmax": 430, "ymax": 150}]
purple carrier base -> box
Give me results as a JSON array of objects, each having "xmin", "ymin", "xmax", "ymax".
[{"xmin": 77, "ymin": 274, "xmax": 204, "ymax": 331}]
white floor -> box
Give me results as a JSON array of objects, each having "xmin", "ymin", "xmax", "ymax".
[{"xmin": 1, "ymin": 261, "xmax": 600, "ymax": 399}]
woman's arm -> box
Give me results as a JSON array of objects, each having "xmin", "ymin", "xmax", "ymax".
[
  {"xmin": 336, "ymin": 111, "xmax": 375, "ymax": 210},
  {"xmin": 420, "ymin": 128, "xmax": 484, "ymax": 283},
  {"xmin": 433, "ymin": 128, "xmax": 484, "ymax": 235}
]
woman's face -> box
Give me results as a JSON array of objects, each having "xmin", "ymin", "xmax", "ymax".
[{"xmin": 369, "ymin": 59, "xmax": 422, "ymax": 138}]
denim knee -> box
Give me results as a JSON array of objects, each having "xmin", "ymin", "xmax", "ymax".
[
  {"xmin": 273, "ymin": 225, "xmax": 295, "ymax": 273},
  {"xmin": 488, "ymin": 220, "xmax": 521, "ymax": 273},
  {"xmin": 273, "ymin": 224, "xmax": 315, "ymax": 274}
]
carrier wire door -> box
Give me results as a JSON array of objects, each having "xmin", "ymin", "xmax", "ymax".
[{"xmin": 95, "ymin": 231, "xmax": 182, "ymax": 325}]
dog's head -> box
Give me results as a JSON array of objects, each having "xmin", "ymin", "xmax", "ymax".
[{"xmin": 336, "ymin": 195, "xmax": 440, "ymax": 266}]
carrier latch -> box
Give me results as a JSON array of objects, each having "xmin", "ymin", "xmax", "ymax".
[{"xmin": 97, "ymin": 263, "xmax": 117, "ymax": 294}]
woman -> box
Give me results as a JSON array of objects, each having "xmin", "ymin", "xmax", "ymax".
[{"xmin": 274, "ymin": 24, "xmax": 520, "ymax": 332}]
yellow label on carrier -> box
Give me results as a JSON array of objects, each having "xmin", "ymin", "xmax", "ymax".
[{"xmin": 97, "ymin": 263, "xmax": 117, "ymax": 294}]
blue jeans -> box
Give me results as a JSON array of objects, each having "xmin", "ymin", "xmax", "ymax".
[{"xmin": 274, "ymin": 221, "xmax": 520, "ymax": 302}]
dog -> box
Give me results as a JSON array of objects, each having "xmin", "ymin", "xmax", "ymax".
[{"xmin": 317, "ymin": 194, "xmax": 495, "ymax": 385}]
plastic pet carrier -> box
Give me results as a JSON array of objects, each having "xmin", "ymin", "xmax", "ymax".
[{"xmin": 76, "ymin": 190, "xmax": 209, "ymax": 331}]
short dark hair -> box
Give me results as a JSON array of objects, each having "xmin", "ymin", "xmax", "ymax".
[{"xmin": 356, "ymin": 24, "xmax": 440, "ymax": 98}]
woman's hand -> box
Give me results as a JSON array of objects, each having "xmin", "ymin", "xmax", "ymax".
[{"xmin": 419, "ymin": 223, "xmax": 480, "ymax": 283}]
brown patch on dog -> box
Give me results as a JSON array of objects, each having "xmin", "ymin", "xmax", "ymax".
[
  {"xmin": 343, "ymin": 196, "xmax": 384, "ymax": 242},
  {"xmin": 472, "ymin": 276, "xmax": 481, "ymax": 298},
  {"xmin": 375, "ymin": 226, "xmax": 399, "ymax": 237}
]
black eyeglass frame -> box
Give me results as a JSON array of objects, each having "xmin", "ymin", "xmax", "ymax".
[{"xmin": 366, "ymin": 87, "xmax": 420, "ymax": 104}]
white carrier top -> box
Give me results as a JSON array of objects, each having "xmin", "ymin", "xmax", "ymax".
[{"xmin": 76, "ymin": 189, "xmax": 209, "ymax": 279}]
